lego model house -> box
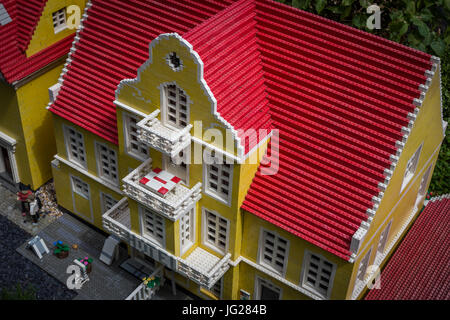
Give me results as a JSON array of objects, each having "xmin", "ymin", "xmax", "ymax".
[{"xmin": 1, "ymin": 0, "xmax": 446, "ymax": 300}]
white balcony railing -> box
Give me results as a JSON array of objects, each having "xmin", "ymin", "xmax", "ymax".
[
  {"xmin": 103, "ymin": 200, "xmax": 230, "ymax": 289},
  {"xmin": 137, "ymin": 110, "xmax": 193, "ymax": 157},
  {"xmin": 177, "ymin": 247, "xmax": 231, "ymax": 289},
  {"xmin": 125, "ymin": 265, "xmax": 165, "ymax": 300},
  {"xmin": 122, "ymin": 158, "xmax": 201, "ymax": 221}
]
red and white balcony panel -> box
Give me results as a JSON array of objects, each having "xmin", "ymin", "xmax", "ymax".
[
  {"xmin": 122, "ymin": 158, "xmax": 201, "ymax": 221},
  {"xmin": 137, "ymin": 110, "xmax": 193, "ymax": 157},
  {"xmin": 102, "ymin": 198, "xmax": 230, "ymax": 289}
]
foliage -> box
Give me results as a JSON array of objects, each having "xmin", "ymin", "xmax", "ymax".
[
  {"xmin": 277, "ymin": 0, "xmax": 450, "ymax": 56},
  {"xmin": 276, "ymin": 0, "xmax": 450, "ymax": 194},
  {"xmin": 53, "ymin": 240, "xmax": 70, "ymax": 254},
  {"xmin": 0, "ymin": 283, "xmax": 37, "ymax": 300}
]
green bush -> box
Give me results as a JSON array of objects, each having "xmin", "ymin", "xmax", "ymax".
[{"xmin": 276, "ymin": 0, "xmax": 450, "ymax": 194}]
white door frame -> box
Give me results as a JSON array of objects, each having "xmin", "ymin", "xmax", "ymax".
[{"xmin": 0, "ymin": 131, "xmax": 20, "ymax": 183}]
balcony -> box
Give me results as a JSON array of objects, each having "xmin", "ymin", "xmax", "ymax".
[
  {"xmin": 125, "ymin": 265, "xmax": 165, "ymax": 300},
  {"xmin": 137, "ymin": 110, "xmax": 192, "ymax": 157},
  {"xmin": 122, "ymin": 158, "xmax": 201, "ymax": 221},
  {"xmin": 178, "ymin": 247, "xmax": 231, "ymax": 289},
  {"xmin": 103, "ymin": 199, "xmax": 230, "ymax": 289}
]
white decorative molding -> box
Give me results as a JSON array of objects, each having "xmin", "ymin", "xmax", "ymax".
[
  {"xmin": 54, "ymin": 155, "xmax": 123, "ymax": 195},
  {"xmin": 114, "ymin": 100, "xmax": 148, "ymax": 118},
  {"xmin": 0, "ymin": 130, "xmax": 19, "ymax": 183}
]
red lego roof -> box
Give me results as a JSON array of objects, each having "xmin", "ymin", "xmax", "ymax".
[
  {"xmin": 365, "ymin": 195, "xmax": 450, "ymax": 300},
  {"xmin": 48, "ymin": 0, "xmax": 433, "ymax": 260},
  {"xmin": 0, "ymin": 0, "xmax": 74, "ymax": 84}
]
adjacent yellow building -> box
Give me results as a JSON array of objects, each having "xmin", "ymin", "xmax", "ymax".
[{"xmin": 0, "ymin": 0, "xmax": 87, "ymax": 191}]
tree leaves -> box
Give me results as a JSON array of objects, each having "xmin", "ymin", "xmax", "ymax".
[{"xmin": 315, "ymin": 0, "xmax": 327, "ymax": 14}]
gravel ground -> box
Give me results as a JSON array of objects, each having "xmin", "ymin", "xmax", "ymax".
[{"xmin": 0, "ymin": 214, "xmax": 76, "ymax": 300}]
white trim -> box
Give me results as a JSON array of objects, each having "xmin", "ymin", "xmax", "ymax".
[
  {"xmin": 115, "ymin": 33, "xmax": 245, "ymax": 159},
  {"xmin": 63, "ymin": 124, "xmax": 88, "ymax": 169},
  {"xmin": 374, "ymin": 220, "xmax": 392, "ymax": 264},
  {"xmin": 100, "ymin": 191, "xmax": 118, "ymax": 215},
  {"xmin": 192, "ymin": 136, "xmax": 241, "ymax": 163},
  {"xmin": 354, "ymin": 141, "xmax": 442, "ymax": 261},
  {"xmin": 300, "ymin": 250, "xmax": 336, "ymax": 299},
  {"xmin": 203, "ymin": 157, "xmax": 233, "ymax": 206},
  {"xmin": 400, "ymin": 143, "xmax": 423, "ymax": 193},
  {"xmin": 200, "ymin": 276, "xmax": 223, "ymax": 300},
  {"xmin": 351, "ymin": 247, "xmax": 373, "ymax": 299},
  {"xmin": 70, "ymin": 174, "xmax": 94, "ymax": 223},
  {"xmin": 201, "ymin": 207, "xmax": 230, "ymax": 256},
  {"xmin": 179, "ymin": 208, "xmax": 195, "ymax": 256},
  {"xmin": 122, "ymin": 112, "xmax": 149, "ymax": 162},
  {"xmin": 229, "ymin": 256, "xmax": 323, "ymax": 300},
  {"xmin": 254, "ymin": 275, "xmax": 282, "ymax": 300},
  {"xmin": 139, "ymin": 205, "xmax": 166, "ymax": 249},
  {"xmin": 114, "ymin": 100, "xmax": 148, "ymax": 118},
  {"xmin": 159, "ymin": 81, "xmax": 191, "ymax": 130},
  {"xmin": 257, "ymin": 228, "xmax": 290, "ymax": 277},
  {"xmin": 0, "ymin": 131, "xmax": 19, "ymax": 183},
  {"xmin": 94, "ymin": 141, "xmax": 119, "ymax": 186},
  {"xmin": 54, "ymin": 155, "xmax": 123, "ymax": 195}
]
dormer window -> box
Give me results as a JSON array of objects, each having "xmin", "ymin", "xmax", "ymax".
[
  {"xmin": 52, "ymin": 8, "xmax": 66, "ymax": 33},
  {"xmin": 167, "ymin": 52, "xmax": 182, "ymax": 71}
]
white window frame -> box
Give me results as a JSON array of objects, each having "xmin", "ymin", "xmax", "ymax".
[
  {"xmin": 254, "ymin": 276, "xmax": 282, "ymax": 300},
  {"xmin": 257, "ymin": 228, "xmax": 289, "ymax": 276},
  {"xmin": 94, "ymin": 141, "xmax": 119, "ymax": 185},
  {"xmin": 401, "ymin": 144, "xmax": 423, "ymax": 192},
  {"xmin": 123, "ymin": 112, "xmax": 149, "ymax": 161},
  {"xmin": 179, "ymin": 208, "xmax": 195, "ymax": 256},
  {"xmin": 100, "ymin": 192, "xmax": 118, "ymax": 214},
  {"xmin": 52, "ymin": 7, "xmax": 67, "ymax": 33},
  {"xmin": 418, "ymin": 164, "xmax": 432, "ymax": 198},
  {"xmin": 71, "ymin": 176, "xmax": 90, "ymax": 200},
  {"xmin": 203, "ymin": 154, "xmax": 233, "ymax": 206},
  {"xmin": 375, "ymin": 221, "xmax": 392, "ymax": 263},
  {"xmin": 139, "ymin": 206, "xmax": 165, "ymax": 248},
  {"xmin": 300, "ymin": 250, "xmax": 337, "ymax": 299},
  {"xmin": 357, "ymin": 248, "xmax": 372, "ymax": 282},
  {"xmin": 63, "ymin": 125, "xmax": 87, "ymax": 169},
  {"xmin": 160, "ymin": 83, "xmax": 190, "ymax": 130},
  {"xmin": 0, "ymin": 131, "xmax": 19, "ymax": 183},
  {"xmin": 201, "ymin": 208, "xmax": 230, "ymax": 255}
]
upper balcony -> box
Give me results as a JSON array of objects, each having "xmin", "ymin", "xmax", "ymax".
[
  {"xmin": 103, "ymin": 198, "xmax": 230, "ymax": 289},
  {"xmin": 122, "ymin": 158, "xmax": 201, "ymax": 221},
  {"xmin": 137, "ymin": 110, "xmax": 193, "ymax": 157}
]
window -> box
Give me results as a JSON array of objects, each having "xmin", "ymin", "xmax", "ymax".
[
  {"xmin": 202, "ymin": 209, "xmax": 229, "ymax": 254},
  {"xmin": 95, "ymin": 142, "xmax": 119, "ymax": 184},
  {"xmin": 64, "ymin": 126, "xmax": 87, "ymax": 168},
  {"xmin": 255, "ymin": 277, "xmax": 281, "ymax": 300},
  {"xmin": 377, "ymin": 221, "xmax": 392, "ymax": 257},
  {"xmin": 205, "ymin": 156, "xmax": 233, "ymax": 204},
  {"xmin": 401, "ymin": 145, "xmax": 422, "ymax": 192},
  {"xmin": 301, "ymin": 251, "xmax": 336, "ymax": 298},
  {"xmin": 180, "ymin": 209, "xmax": 194, "ymax": 255},
  {"xmin": 52, "ymin": 8, "xmax": 66, "ymax": 33},
  {"xmin": 101, "ymin": 192, "xmax": 118, "ymax": 214},
  {"xmin": 357, "ymin": 248, "xmax": 372, "ymax": 282},
  {"xmin": 123, "ymin": 113, "xmax": 148, "ymax": 160},
  {"xmin": 167, "ymin": 52, "xmax": 182, "ymax": 71},
  {"xmin": 259, "ymin": 230, "xmax": 289, "ymax": 275},
  {"xmin": 141, "ymin": 206, "xmax": 165, "ymax": 247},
  {"xmin": 163, "ymin": 84, "xmax": 189, "ymax": 128},
  {"xmin": 418, "ymin": 165, "xmax": 432, "ymax": 197},
  {"xmin": 71, "ymin": 176, "xmax": 89, "ymax": 199}
]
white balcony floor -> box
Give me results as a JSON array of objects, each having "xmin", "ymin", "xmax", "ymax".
[{"xmin": 184, "ymin": 247, "xmax": 221, "ymax": 274}]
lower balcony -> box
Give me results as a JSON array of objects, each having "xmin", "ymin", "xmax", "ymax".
[
  {"xmin": 102, "ymin": 198, "xmax": 230, "ymax": 289},
  {"xmin": 122, "ymin": 158, "xmax": 201, "ymax": 221}
]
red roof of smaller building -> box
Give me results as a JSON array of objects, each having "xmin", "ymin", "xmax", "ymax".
[
  {"xmin": 0, "ymin": 0, "xmax": 74, "ymax": 84},
  {"xmin": 365, "ymin": 195, "xmax": 450, "ymax": 300}
]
